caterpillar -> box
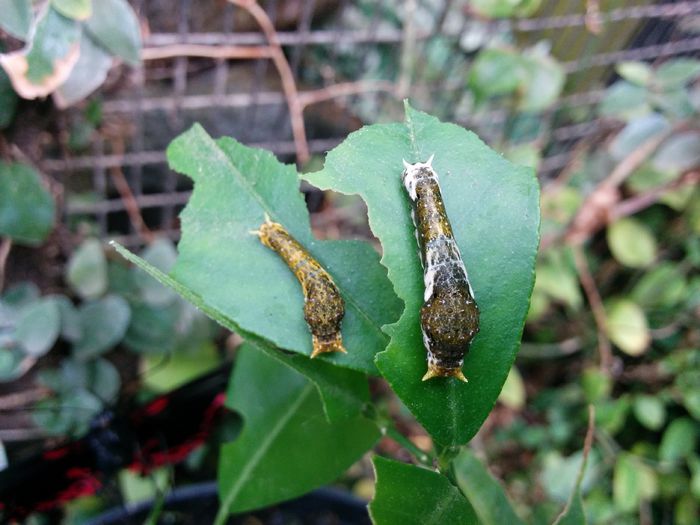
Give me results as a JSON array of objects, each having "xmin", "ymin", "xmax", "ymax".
[
  {"xmin": 401, "ymin": 156, "xmax": 480, "ymax": 382},
  {"xmin": 254, "ymin": 218, "xmax": 347, "ymax": 358}
]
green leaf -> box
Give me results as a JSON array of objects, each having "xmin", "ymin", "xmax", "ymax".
[
  {"xmin": 2, "ymin": 282, "xmax": 39, "ymax": 306},
  {"xmin": 518, "ymin": 52, "xmax": 566, "ymax": 112},
  {"xmin": 33, "ymin": 387, "xmax": 102, "ymax": 436},
  {"xmin": 122, "ymin": 301, "xmax": 180, "ymax": 354},
  {"xmin": 163, "ymin": 125, "xmax": 401, "ymax": 374},
  {"xmin": 498, "ymin": 366, "xmax": 525, "ymax": 410},
  {"xmin": 534, "ymin": 250, "xmax": 582, "ymax": 310},
  {"xmin": 216, "ymin": 344, "xmax": 380, "ymax": 516},
  {"xmin": 654, "ymin": 58, "xmax": 700, "ymax": 90},
  {"xmin": 613, "ymin": 453, "xmax": 657, "ymax": 512},
  {"xmin": 469, "ymin": 47, "xmax": 524, "ymax": 102},
  {"xmin": 52, "ymin": 295, "xmax": 82, "ymax": 342},
  {"xmin": 652, "ymin": 132, "xmax": 700, "ymax": 175},
  {"xmin": 554, "ymin": 491, "xmax": 586, "ymax": 525},
  {"xmin": 51, "ymin": 0, "xmax": 92, "ymax": 20},
  {"xmin": 659, "ymin": 418, "xmax": 697, "ymax": 463},
  {"xmin": 54, "ymin": 32, "xmax": 112, "ymax": 108},
  {"xmin": 607, "ymin": 218, "xmax": 657, "ymax": 268},
  {"xmin": 0, "ymin": 67, "xmax": 18, "ymax": 128},
  {"xmin": 453, "ymin": 449, "xmax": 525, "ymax": 525},
  {"xmin": 470, "ymin": 0, "xmax": 541, "ymax": 18},
  {"xmin": 119, "ymin": 467, "xmax": 169, "ymax": 506},
  {"xmin": 632, "ymin": 395, "xmax": 666, "ymax": 431},
  {"xmin": 0, "ymin": 347, "xmax": 24, "ymax": 382},
  {"xmin": 14, "ymin": 298, "xmax": 61, "ymax": 357},
  {"xmin": 67, "ymin": 238, "xmax": 107, "ymax": 300},
  {"xmin": 0, "ymin": 162, "xmax": 55, "ymax": 245},
  {"xmin": 304, "ymin": 102, "xmax": 540, "ymax": 446},
  {"xmin": 541, "ymin": 450, "xmax": 598, "ymax": 504},
  {"xmin": 115, "ymin": 244, "xmax": 363, "ymax": 422},
  {"xmin": 581, "ymin": 367, "xmax": 612, "ymax": 403},
  {"xmin": 84, "ymin": 0, "xmax": 141, "ymax": 66},
  {"xmin": 598, "ymin": 81, "xmax": 649, "ymax": 120},
  {"xmin": 72, "ymin": 295, "xmax": 131, "ymax": 359},
  {"xmin": 605, "ymin": 299, "xmax": 649, "ymax": 356},
  {"xmin": 609, "ymin": 114, "xmax": 670, "ymax": 161},
  {"xmin": 252, "ymin": 342, "xmax": 369, "ymax": 422},
  {"xmin": 616, "ymin": 61, "xmax": 652, "ymax": 86},
  {"xmin": 142, "ymin": 344, "xmax": 220, "ymax": 391},
  {"xmin": 0, "ymin": 0, "xmax": 32, "ymax": 39},
  {"xmin": 133, "ymin": 237, "xmax": 177, "ymax": 305},
  {"xmin": 88, "ymin": 358, "xmax": 120, "ymax": 402},
  {"xmin": 595, "ymin": 396, "xmax": 630, "ymax": 435},
  {"xmin": 0, "ymin": 6, "xmax": 81, "ymax": 99},
  {"xmin": 369, "ymin": 456, "xmax": 478, "ymax": 525}
]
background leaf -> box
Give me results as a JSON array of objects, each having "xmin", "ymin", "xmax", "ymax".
[
  {"xmin": 84, "ymin": 0, "xmax": 141, "ymax": 66},
  {"xmin": 51, "ymin": 0, "xmax": 92, "ymax": 20},
  {"xmin": 304, "ymin": 103, "xmax": 540, "ymax": 446},
  {"xmin": 166, "ymin": 125, "xmax": 402, "ymax": 374},
  {"xmin": 453, "ymin": 449, "xmax": 525, "ymax": 525},
  {"xmin": 14, "ymin": 298, "xmax": 60, "ymax": 357},
  {"xmin": 0, "ymin": 68, "xmax": 18, "ymax": 129},
  {"xmin": 0, "ymin": 162, "xmax": 55, "ymax": 245},
  {"xmin": 606, "ymin": 218, "xmax": 657, "ymax": 268},
  {"xmin": 0, "ymin": 6, "xmax": 81, "ymax": 99},
  {"xmin": 54, "ymin": 32, "xmax": 112, "ymax": 108},
  {"xmin": 217, "ymin": 344, "xmax": 380, "ymax": 516},
  {"xmin": 0, "ymin": 0, "xmax": 32, "ymax": 39},
  {"xmin": 369, "ymin": 456, "xmax": 478, "ymax": 525},
  {"xmin": 67, "ymin": 238, "xmax": 107, "ymax": 300},
  {"xmin": 605, "ymin": 299, "xmax": 650, "ymax": 356},
  {"xmin": 72, "ymin": 295, "xmax": 130, "ymax": 359},
  {"xmin": 659, "ymin": 418, "xmax": 697, "ymax": 463}
]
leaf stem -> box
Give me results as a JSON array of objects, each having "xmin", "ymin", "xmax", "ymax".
[
  {"xmin": 385, "ymin": 425, "xmax": 434, "ymax": 467},
  {"xmin": 436, "ymin": 444, "xmax": 460, "ymax": 485}
]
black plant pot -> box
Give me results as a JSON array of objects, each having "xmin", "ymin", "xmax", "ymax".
[{"xmin": 85, "ymin": 483, "xmax": 371, "ymax": 525}]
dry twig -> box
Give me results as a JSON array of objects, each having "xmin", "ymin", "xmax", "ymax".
[
  {"xmin": 0, "ymin": 237, "xmax": 11, "ymax": 293},
  {"xmin": 107, "ymin": 138, "xmax": 154, "ymax": 244},
  {"xmin": 142, "ymin": 44, "xmax": 274, "ymax": 61},
  {"xmin": 227, "ymin": 0, "xmax": 310, "ymax": 164},
  {"xmin": 573, "ymin": 245, "xmax": 613, "ymax": 371}
]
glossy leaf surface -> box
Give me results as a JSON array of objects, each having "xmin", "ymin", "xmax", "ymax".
[{"xmin": 304, "ymin": 103, "xmax": 539, "ymax": 445}]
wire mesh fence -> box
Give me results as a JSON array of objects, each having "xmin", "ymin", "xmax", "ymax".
[{"xmin": 38, "ymin": 0, "xmax": 700, "ymax": 247}]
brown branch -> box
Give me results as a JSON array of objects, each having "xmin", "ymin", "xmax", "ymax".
[
  {"xmin": 142, "ymin": 44, "xmax": 274, "ymax": 61},
  {"xmin": 298, "ymin": 80, "xmax": 397, "ymax": 109},
  {"xmin": 0, "ymin": 387, "xmax": 50, "ymax": 410},
  {"xmin": 553, "ymin": 127, "xmax": 677, "ymax": 248},
  {"xmin": 573, "ymin": 245, "xmax": 613, "ymax": 371},
  {"xmin": 228, "ymin": 0, "xmax": 310, "ymax": 165},
  {"xmin": 611, "ymin": 170, "xmax": 700, "ymax": 220},
  {"xmin": 107, "ymin": 139, "xmax": 154, "ymax": 244},
  {"xmin": 0, "ymin": 236, "xmax": 11, "ymax": 293},
  {"xmin": 553, "ymin": 404, "xmax": 596, "ymax": 525},
  {"xmin": 585, "ymin": 0, "xmax": 603, "ymax": 34}
]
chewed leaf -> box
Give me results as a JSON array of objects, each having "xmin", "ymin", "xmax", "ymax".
[
  {"xmin": 121, "ymin": 125, "xmax": 401, "ymax": 375},
  {"xmin": 304, "ymin": 102, "xmax": 540, "ymax": 445},
  {"xmin": 0, "ymin": 6, "xmax": 80, "ymax": 99}
]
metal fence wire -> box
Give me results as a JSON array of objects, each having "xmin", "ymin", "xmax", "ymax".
[{"xmin": 41, "ymin": 0, "xmax": 700, "ymax": 247}]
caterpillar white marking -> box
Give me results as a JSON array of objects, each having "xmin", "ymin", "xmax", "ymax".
[{"xmin": 401, "ymin": 156, "xmax": 480, "ymax": 382}]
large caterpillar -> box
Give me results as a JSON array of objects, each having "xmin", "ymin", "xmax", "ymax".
[
  {"xmin": 254, "ymin": 218, "xmax": 346, "ymax": 358},
  {"xmin": 402, "ymin": 156, "xmax": 480, "ymax": 382}
]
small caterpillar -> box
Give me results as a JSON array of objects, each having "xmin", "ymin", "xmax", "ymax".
[
  {"xmin": 401, "ymin": 156, "xmax": 480, "ymax": 382},
  {"xmin": 254, "ymin": 218, "xmax": 346, "ymax": 358}
]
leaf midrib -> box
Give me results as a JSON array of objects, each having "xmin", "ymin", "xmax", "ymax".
[
  {"xmin": 219, "ymin": 384, "xmax": 314, "ymax": 514},
  {"xmin": 203, "ymin": 133, "xmax": 388, "ymax": 345}
]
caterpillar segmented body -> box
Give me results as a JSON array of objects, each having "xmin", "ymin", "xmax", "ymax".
[
  {"xmin": 255, "ymin": 218, "xmax": 346, "ymax": 358},
  {"xmin": 402, "ymin": 156, "xmax": 480, "ymax": 382}
]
